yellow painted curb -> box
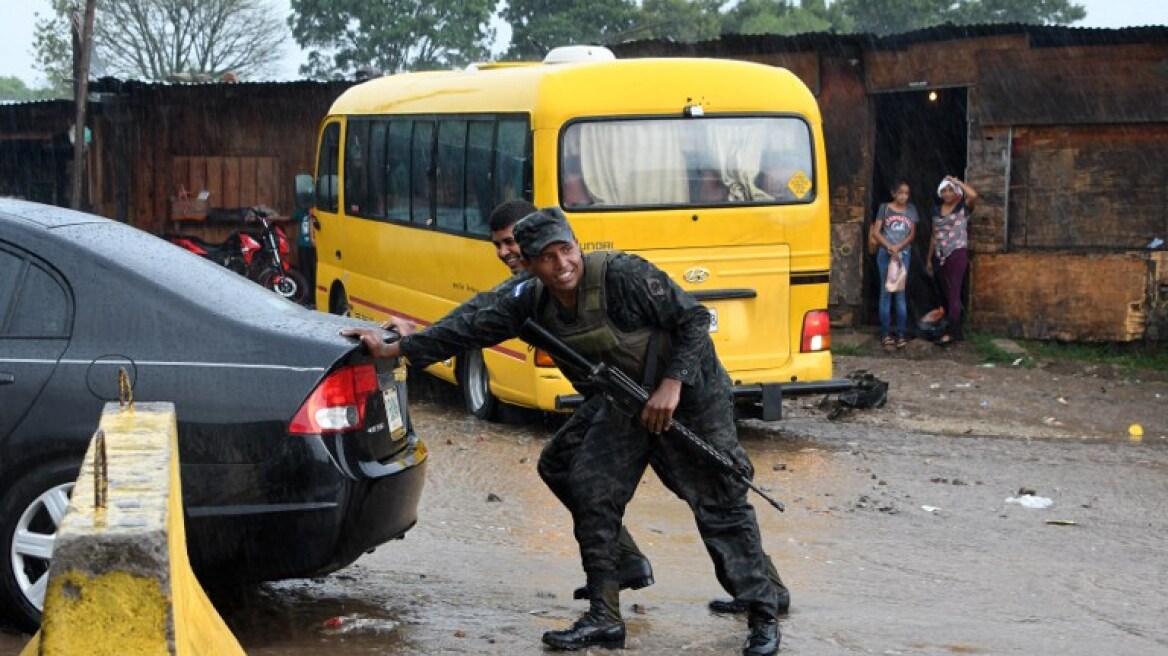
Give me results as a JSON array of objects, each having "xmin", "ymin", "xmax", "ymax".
[{"xmin": 20, "ymin": 402, "xmax": 244, "ymax": 656}]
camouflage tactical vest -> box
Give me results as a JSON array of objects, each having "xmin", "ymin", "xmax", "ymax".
[{"xmin": 534, "ymin": 251, "xmax": 670, "ymax": 387}]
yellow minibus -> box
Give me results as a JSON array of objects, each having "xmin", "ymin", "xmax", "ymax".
[{"xmin": 298, "ymin": 46, "xmax": 848, "ymax": 421}]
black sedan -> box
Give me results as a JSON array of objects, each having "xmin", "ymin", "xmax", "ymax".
[{"xmin": 0, "ymin": 200, "xmax": 426, "ymax": 632}]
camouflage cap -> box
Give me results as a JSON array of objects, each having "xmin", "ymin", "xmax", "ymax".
[{"xmin": 513, "ymin": 208, "xmax": 576, "ymax": 259}]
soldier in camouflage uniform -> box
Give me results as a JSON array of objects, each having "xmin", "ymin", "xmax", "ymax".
[
  {"xmin": 345, "ymin": 208, "xmax": 782, "ymax": 655},
  {"xmin": 385, "ymin": 200, "xmax": 657, "ymax": 600}
]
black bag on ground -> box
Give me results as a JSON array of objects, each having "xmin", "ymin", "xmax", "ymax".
[
  {"xmin": 837, "ymin": 370, "xmax": 888, "ymax": 409},
  {"xmin": 917, "ymin": 316, "xmax": 949, "ymax": 341},
  {"xmin": 823, "ymin": 369, "xmax": 889, "ymax": 420}
]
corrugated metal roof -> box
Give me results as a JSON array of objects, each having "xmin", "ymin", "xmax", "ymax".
[
  {"xmin": 8, "ymin": 24, "xmax": 1166, "ymax": 99},
  {"xmin": 869, "ymin": 23, "xmax": 1168, "ymax": 49},
  {"xmin": 613, "ymin": 23, "xmax": 1168, "ymax": 56},
  {"xmin": 86, "ymin": 77, "xmax": 352, "ymax": 93}
]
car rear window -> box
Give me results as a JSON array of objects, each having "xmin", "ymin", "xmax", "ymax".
[
  {"xmin": 0, "ymin": 249, "xmax": 22, "ymax": 324},
  {"xmin": 0, "ymin": 247, "xmax": 71, "ymax": 337},
  {"xmin": 9, "ymin": 263, "xmax": 70, "ymax": 336}
]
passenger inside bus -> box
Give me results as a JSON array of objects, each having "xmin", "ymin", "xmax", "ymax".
[
  {"xmin": 694, "ymin": 168, "xmax": 730, "ymax": 203},
  {"xmin": 561, "ymin": 158, "xmax": 595, "ymax": 207}
]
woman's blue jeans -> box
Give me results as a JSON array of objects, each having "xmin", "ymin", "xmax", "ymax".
[{"xmin": 876, "ymin": 247, "xmax": 910, "ymax": 337}]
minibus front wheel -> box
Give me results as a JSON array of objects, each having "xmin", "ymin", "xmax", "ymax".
[
  {"xmin": 329, "ymin": 284, "xmax": 351, "ymax": 317},
  {"xmin": 458, "ymin": 349, "xmax": 499, "ymax": 421}
]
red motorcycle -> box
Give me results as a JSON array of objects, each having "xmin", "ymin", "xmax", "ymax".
[{"xmin": 166, "ymin": 207, "xmax": 308, "ymax": 304}]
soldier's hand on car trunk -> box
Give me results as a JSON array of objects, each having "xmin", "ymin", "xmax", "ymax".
[
  {"xmin": 381, "ymin": 315, "xmax": 416, "ymax": 337},
  {"xmin": 341, "ymin": 327, "xmax": 403, "ymax": 359}
]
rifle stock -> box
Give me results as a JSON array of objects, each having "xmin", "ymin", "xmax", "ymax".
[{"xmin": 520, "ymin": 319, "xmax": 784, "ymax": 512}]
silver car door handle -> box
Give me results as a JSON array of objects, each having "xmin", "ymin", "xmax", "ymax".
[{"xmin": 0, "ymin": 373, "xmax": 14, "ymax": 385}]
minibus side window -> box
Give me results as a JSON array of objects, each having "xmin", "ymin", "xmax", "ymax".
[
  {"xmin": 411, "ymin": 121, "xmax": 435, "ymax": 226},
  {"xmin": 466, "ymin": 121, "xmax": 495, "ymax": 236},
  {"xmin": 495, "ymin": 120, "xmax": 528, "ymax": 204},
  {"xmin": 367, "ymin": 120, "xmax": 388, "ymax": 219},
  {"xmin": 316, "ymin": 122, "xmax": 340, "ymax": 213},
  {"xmin": 386, "ymin": 120, "xmax": 411, "ymax": 222},
  {"xmin": 344, "ymin": 120, "xmax": 370, "ymax": 215},
  {"xmin": 436, "ymin": 119, "xmax": 468, "ymax": 232}
]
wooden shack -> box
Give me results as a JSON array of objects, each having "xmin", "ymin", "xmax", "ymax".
[
  {"xmin": 2, "ymin": 24, "xmax": 1165, "ymax": 341},
  {"xmin": 0, "ymin": 79, "xmax": 354, "ymax": 261},
  {"xmin": 617, "ymin": 25, "xmax": 1168, "ymax": 342}
]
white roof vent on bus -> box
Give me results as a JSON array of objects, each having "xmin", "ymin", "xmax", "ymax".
[{"xmin": 543, "ymin": 45, "xmax": 616, "ymax": 64}]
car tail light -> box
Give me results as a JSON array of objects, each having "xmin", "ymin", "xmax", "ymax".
[
  {"xmin": 534, "ymin": 348, "xmax": 556, "ymax": 367},
  {"xmin": 801, "ymin": 310, "xmax": 831, "ymax": 353},
  {"xmin": 289, "ymin": 364, "xmax": 380, "ymax": 434}
]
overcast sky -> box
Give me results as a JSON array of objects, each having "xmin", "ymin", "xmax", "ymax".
[{"xmin": 1, "ymin": 0, "xmax": 1165, "ymax": 86}]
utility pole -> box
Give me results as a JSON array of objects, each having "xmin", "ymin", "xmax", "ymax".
[{"xmin": 70, "ymin": 0, "xmax": 97, "ymax": 210}]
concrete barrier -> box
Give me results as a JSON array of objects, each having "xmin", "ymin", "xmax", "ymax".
[{"xmin": 20, "ymin": 402, "xmax": 244, "ymax": 656}]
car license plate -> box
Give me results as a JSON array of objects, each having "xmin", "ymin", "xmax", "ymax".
[
  {"xmin": 382, "ymin": 386, "xmax": 406, "ymax": 439},
  {"xmin": 708, "ymin": 308, "xmax": 718, "ymax": 333}
]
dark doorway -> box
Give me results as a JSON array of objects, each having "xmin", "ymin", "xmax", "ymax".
[{"xmin": 864, "ymin": 87, "xmax": 968, "ymax": 333}]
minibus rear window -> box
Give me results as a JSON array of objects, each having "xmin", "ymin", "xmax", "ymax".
[{"xmin": 560, "ymin": 116, "xmax": 814, "ymax": 209}]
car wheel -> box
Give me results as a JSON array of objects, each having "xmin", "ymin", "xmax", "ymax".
[
  {"xmin": 258, "ymin": 268, "xmax": 308, "ymax": 304},
  {"xmin": 330, "ymin": 286, "xmax": 351, "ymax": 317},
  {"xmin": 0, "ymin": 461, "xmax": 79, "ymax": 632},
  {"xmin": 458, "ymin": 349, "xmax": 499, "ymax": 421}
]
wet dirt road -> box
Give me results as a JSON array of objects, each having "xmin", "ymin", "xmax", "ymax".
[{"xmin": 3, "ymin": 365, "xmax": 1167, "ymax": 655}]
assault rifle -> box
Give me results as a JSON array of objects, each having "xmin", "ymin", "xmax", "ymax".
[{"xmin": 520, "ymin": 319, "xmax": 785, "ymax": 513}]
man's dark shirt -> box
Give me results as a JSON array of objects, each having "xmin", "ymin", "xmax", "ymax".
[{"xmin": 445, "ymin": 271, "xmax": 531, "ymax": 320}]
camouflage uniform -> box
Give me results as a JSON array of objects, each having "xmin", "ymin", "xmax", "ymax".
[
  {"xmin": 420, "ymin": 271, "xmax": 650, "ymax": 566},
  {"xmin": 400, "ymin": 251, "xmax": 780, "ymax": 619}
]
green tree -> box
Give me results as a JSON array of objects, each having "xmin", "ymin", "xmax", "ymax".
[
  {"xmin": 33, "ymin": 0, "xmax": 287, "ymax": 82},
  {"xmin": 836, "ymin": 0, "xmax": 1085, "ymax": 36},
  {"xmin": 0, "ymin": 76, "xmax": 56, "ymax": 102},
  {"xmin": 631, "ymin": 0, "xmax": 724, "ymax": 43},
  {"xmin": 31, "ymin": 4, "xmax": 74, "ymax": 96},
  {"xmin": 834, "ymin": 0, "xmax": 945, "ymax": 35},
  {"xmin": 721, "ymin": 0, "xmax": 837, "ymax": 36},
  {"xmin": 502, "ymin": 0, "xmax": 640, "ymax": 60},
  {"xmin": 289, "ymin": 0, "xmax": 496, "ymax": 77},
  {"xmin": 951, "ymin": 0, "xmax": 1086, "ymax": 25}
]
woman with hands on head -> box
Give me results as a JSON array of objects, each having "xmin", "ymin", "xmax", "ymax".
[{"xmin": 927, "ymin": 175, "xmax": 978, "ymax": 345}]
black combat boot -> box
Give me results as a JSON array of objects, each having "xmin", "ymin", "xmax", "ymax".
[
  {"xmin": 742, "ymin": 613, "xmax": 780, "ymax": 656},
  {"xmin": 708, "ymin": 585, "xmax": 790, "ymax": 615},
  {"xmin": 573, "ymin": 527, "xmax": 654, "ymax": 599},
  {"xmin": 710, "ymin": 560, "xmax": 790, "ymax": 615},
  {"xmin": 544, "ymin": 577, "xmax": 625, "ymax": 651}
]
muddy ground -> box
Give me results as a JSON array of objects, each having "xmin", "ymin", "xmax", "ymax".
[
  {"xmin": 3, "ymin": 335, "xmax": 1166, "ymax": 655},
  {"xmin": 824, "ymin": 333, "xmax": 1166, "ymax": 443}
]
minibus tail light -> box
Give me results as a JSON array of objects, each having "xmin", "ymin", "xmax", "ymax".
[
  {"xmin": 534, "ymin": 348, "xmax": 557, "ymax": 368},
  {"xmin": 290, "ymin": 364, "xmax": 380, "ymax": 434},
  {"xmin": 801, "ymin": 310, "xmax": 831, "ymax": 353}
]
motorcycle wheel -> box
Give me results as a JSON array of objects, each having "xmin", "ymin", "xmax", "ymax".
[{"xmin": 258, "ymin": 268, "xmax": 308, "ymax": 304}]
